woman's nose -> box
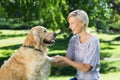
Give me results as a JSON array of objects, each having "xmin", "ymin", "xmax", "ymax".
[
  {"xmin": 69, "ymin": 25, "xmax": 71, "ymax": 28},
  {"xmin": 69, "ymin": 25, "xmax": 72, "ymax": 29}
]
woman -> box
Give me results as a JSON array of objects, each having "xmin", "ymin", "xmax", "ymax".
[{"xmin": 54, "ymin": 9, "xmax": 100, "ymax": 80}]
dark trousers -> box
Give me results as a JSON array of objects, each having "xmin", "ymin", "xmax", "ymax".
[{"xmin": 69, "ymin": 77, "xmax": 78, "ymax": 80}]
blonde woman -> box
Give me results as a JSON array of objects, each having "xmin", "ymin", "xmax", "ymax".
[{"xmin": 54, "ymin": 9, "xmax": 100, "ymax": 80}]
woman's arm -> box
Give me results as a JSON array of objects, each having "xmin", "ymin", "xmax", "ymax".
[{"xmin": 54, "ymin": 55, "xmax": 93, "ymax": 73}]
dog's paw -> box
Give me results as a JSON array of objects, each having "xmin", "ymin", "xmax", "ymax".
[{"xmin": 48, "ymin": 57, "xmax": 56, "ymax": 62}]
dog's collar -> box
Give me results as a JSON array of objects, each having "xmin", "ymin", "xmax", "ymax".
[{"xmin": 23, "ymin": 45, "xmax": 42, "ymax": 52}]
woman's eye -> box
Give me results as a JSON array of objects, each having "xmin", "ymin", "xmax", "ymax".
[{"xmin": 70, "ymin": 22, "xmax": 74, "ymax": 24}]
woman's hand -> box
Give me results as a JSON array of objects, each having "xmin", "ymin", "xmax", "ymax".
[
  {"xmin": 52, "ymin": 55, "xmax": 68, "ymax": 66},
  {"xmin": 53, "ymin": 55, "xmax": 66, "ymax": 63}
]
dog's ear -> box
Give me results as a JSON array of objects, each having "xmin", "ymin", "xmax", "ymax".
[
  {"xmin": 33, "ymin": 30, "xmax": 39, "ymax": 37},
  {"xmin": 32, "ymin": 30, "xmax": 41, "ymax": 49},
  {"xmin": 24, "ymin": 30, "xmax": 35, "ymax": 46}
]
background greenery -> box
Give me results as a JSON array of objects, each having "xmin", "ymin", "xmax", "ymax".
[
  {"xmin": 0, "ymin": 0, "xmax": 120, "ymax": 80},
  {"xmin": 0, "ymin": 0, "xmax": 120, "ymax": 32}
]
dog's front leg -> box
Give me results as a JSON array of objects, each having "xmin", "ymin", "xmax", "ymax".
[{"xmin": 47, "ymin": 56, "xmax": 56, "ymax": 62}]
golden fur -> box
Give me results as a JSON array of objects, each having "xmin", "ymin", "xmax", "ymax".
[{"xmin": 0, "ymin": 26, "xmax": 56, "ymax": 80}]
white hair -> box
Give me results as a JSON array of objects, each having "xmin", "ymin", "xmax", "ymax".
[{"xmin": 68, "ymin": 9, "xmax": 89, "ymax": 27}]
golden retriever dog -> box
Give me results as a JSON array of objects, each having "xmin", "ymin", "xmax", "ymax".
[{"xmin": 0, "ymin": 26, "xmax": 56, "ymax": 80}]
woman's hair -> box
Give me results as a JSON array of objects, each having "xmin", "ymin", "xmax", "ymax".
[{"xmin": 68, "ymin": 9, "xmax": 89, "ymax": 27}]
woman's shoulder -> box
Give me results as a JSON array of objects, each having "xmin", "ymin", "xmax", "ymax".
[
  {"xmin": 88, "ymin": 35, "xmax": 100, "ymax": 45},
  {"xmin": 89, "ymin": 35, "xmax": 99, "ymax": 41},
  {"xmin": 69, "ymin": 34, "xmax": 79, "ymax": 42}
]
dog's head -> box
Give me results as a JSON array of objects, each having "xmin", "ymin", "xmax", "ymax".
[{"xmin": 24, "ymin": 26, "xmax": 56, "ymax": 51}]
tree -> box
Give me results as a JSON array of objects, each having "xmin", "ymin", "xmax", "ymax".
[
  {"xmin": 0, "ymin": 0, "xmax": 117, "ymax": 33},
  {"xmin": 0, "ymin": 0, "xmax": 69, "ymax": 31},
  {"xmin": 107, "ymin": 0, "xmax": 120, "ymax": 32}
]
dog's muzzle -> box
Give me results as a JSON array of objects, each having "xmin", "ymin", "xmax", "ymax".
[{"xmin": 43, "ymin": 33, "xmax": 57, "ymax": 44}]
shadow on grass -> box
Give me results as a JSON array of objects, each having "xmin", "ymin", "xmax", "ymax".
[
  {"xmin": 50, "ymin": 65, "xmax": 76, "ymax": 76},
  {"xmin": 0, "ymin": 44, "xmax": 22, "ymax": 50},
  {"xmin": 0, "ymin": 33, "xmax": 27, "ymax": 40},
  {"xmin": 100, "ymin": 37, "xmax": 120, "ymax": 73},
  {"xmin": 100, "ymin": 37, "xmax": 120, "ymax": 60},
  {"xmin": 48, "ymin": 38, "xmax": 69, "ymax": 51},
  {"xmin": 100, "ymin": 52, "xmax": 112, "ymax": 60},
  {"xmin": 113, "ymin": 36, "xmax": 120, "ymax": 41},
  {"xmin": 100, "ymin": 61, "xmax": 120, "ymax": 73},
  {"xmin": 0, "ymin": 57, "xmax": 9, "ymax": 67},
  {"xmin": 100, "ymin": 39, "xmax": 113, "ymax": 60},
  {"xmin": 100, "ymin": 36, "xmax": 120, "ymax": 46}
]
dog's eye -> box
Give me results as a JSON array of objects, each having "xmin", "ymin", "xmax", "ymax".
[{"xmin": 43, "ymin": 30, "xmax": 47, "ymax": 32}]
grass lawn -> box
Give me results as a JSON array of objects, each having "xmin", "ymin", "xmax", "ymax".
[
  {"xmin": 49, "ymin": 72, "xmax": 120, "ymax": 80},
  {"xmin": 0, "ymin": 29, "xmax": 120, "ymax": 80}
]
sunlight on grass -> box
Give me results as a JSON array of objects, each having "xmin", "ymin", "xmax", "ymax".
[
  {"xmin": 0, "ymin": 50, "xmax": 14, "ymax": 57},
  {"xmin": 97, "ymin": 33, "xmax": 119, "ymax": 41},
  {"xmin": 49, "ymin": 50, "xmax": 66, "ymax": 55},
  {"xmin": 0, "ymin": 30, "xmax": 28, "ymax": 35},
  {"xmin": 49, "ymin": 72, "xmax": 120, "ymax": 80},
  {"xmin": 100, "ymin": 41, "xmax": 120, "ymax": 58},
  {"xmin": 101, "ymin": 72, "xmax": 120, "ymax": 80},
  {"xmin": 0, "ymin": 37, "xmax": 25, "ymax": 47}
]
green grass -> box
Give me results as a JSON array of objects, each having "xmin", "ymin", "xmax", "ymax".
[
  {"xmin": 101, "ymin": 72, "xmax": 120, "ymax": 80},
  {"xmin": 49, "ymin": 76, "xmax": 71, "ymax": 80},
  {"xmin": 0, "ymin": 29, "xmax": 120, "ymax": 80},
  {"xmin": 97, "ymin": 33, "xmax": 120, "ymax": 58},
  {"xmin": 49, "ymin": 72, "xmax": 120, "ymax": 80}
]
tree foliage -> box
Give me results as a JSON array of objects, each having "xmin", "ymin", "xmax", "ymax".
[{"xmin": 0, "ymin": 0, "xmax": 119, "ymax": 33}]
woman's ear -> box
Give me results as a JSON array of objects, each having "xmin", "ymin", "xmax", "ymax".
[
  {"xmin": 82, "ymin": 22, "xmax": 86, "ymax": 28},
  {"xmin": 84, "ymin": 23, "xmax": 86, "ymax": 27}
]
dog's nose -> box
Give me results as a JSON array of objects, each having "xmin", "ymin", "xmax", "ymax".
[{"xmin": 54, "ymin": 33, "xmax": 57, "ymax": 37}]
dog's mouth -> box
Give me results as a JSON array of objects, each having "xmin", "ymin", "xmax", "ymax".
[
  {"xmin": 43, "ymin": 39, "xmax": 55, "ymax": 44},
  {"xmin": 43, "ymin": 33, "xmax": 57, "ymax": 45}
]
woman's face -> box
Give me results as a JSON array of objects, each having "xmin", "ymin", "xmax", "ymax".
[{"xmin": 68, "ymin": 16, "xmax": 84, "ymax": 34}]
